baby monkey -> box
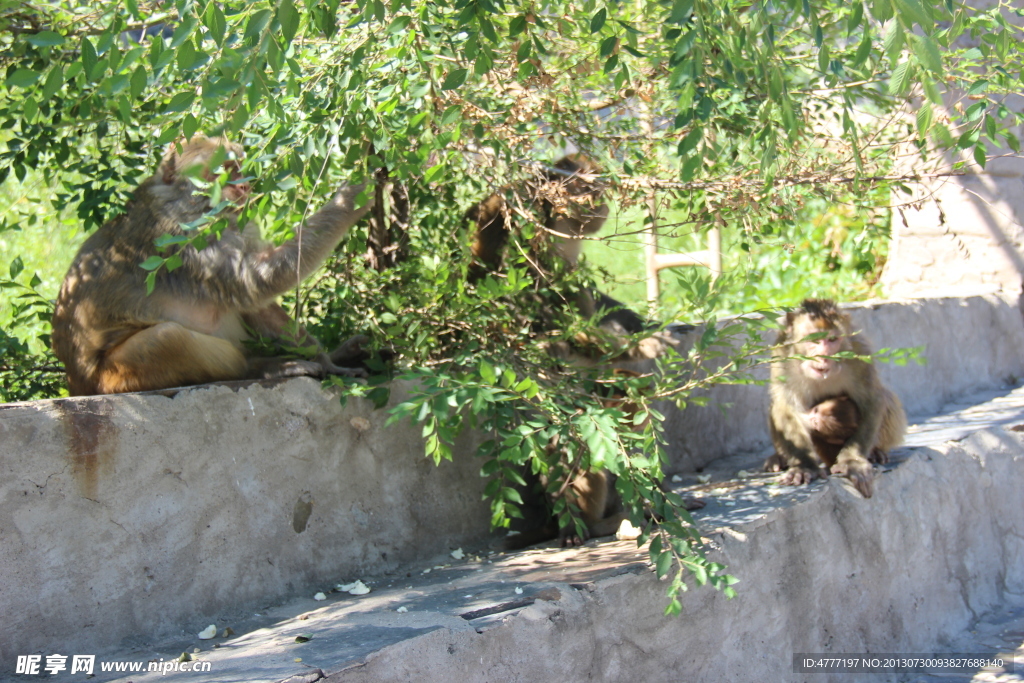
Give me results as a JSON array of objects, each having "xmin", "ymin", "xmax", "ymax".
[{"xmin": 805, "ymin": 394, "xmax": 860, "ymax": 469}]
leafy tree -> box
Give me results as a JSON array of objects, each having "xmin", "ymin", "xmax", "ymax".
[{"xmin": 0, "ymin": 0, "xmax": 1020, "ymax": 610}]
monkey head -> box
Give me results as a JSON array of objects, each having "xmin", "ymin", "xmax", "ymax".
[
  {"xmin": 158, "ymin": 136, "xmax": 251, "ymax": 205},
  {"xmin": 804, "ymin": 394, "xmax": 859, "ymax": 442},
  {"xmin": 543, "ymin": 154, "xmax": 608, "ymax": 238},
  {"xmin": 781, "ymin": 299, "xmax": 852, "ymax": 381}
]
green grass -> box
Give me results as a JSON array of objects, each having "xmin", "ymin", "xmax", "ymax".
[{"xmin": 584, "ymin": 196, "xmax": 889, "ymax": 321}]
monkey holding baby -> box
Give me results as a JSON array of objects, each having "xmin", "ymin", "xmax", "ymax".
[
  {"xmin": 765, "ymin": 299, "xmax": 906, "ymax": 498},
  {"xmin": 52, "ymin": 136, "xmax": 374, "ymax": 396}
]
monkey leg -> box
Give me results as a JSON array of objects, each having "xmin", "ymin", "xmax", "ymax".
[
  {"xmin": 876, "ymin": 388, "xmax": 907, "ymax": 453},
  {"xmin": 242, "ymin": 307, "xmax": 368, "ymax": 379},
  {"xmin": 559, "ymin": 470, "xmax": 623, "ymax": 546},
  {"xmin": 830, "ymin": 455, "xmax": 875, "ymax": 498},
  {"xmin": 778, "ymin": 466, "xmax": 822, "ymax": 486},
  {"xmin": 763, "ymin": 452, "xmax": 788, "ymax": 472},
  {"xmin": 247, "ymin": 356, "xmax": 330, "ymax": 380},
  {"xmin": 767, "ymin": 411, "xmax": 824, "ymax": 484},
  {"xmin": 96, "ymin": 322, "xmax": 248, "ymax": 394},
  {"xmin": 329, "ymin": 334, "xmax": 369, "ymax": 364}
]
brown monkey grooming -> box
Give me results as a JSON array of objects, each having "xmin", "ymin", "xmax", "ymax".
[
  {"xmin": 805, "ymin": 394, "xmax": 860, "ymax": 469},
  {"xmin": 765, "ymin": 299, "xmax": 906, "ymax": 497},
  {"xmin": 52, "ymin": 136, "xmax": 373, "ymax": 396}
]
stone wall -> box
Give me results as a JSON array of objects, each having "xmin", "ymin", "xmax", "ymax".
[{"xmin": 1, "ymin": 294, "xmax": 1022, "ymax": 661}]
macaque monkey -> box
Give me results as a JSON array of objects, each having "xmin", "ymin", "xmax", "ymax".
[
  {"xmin": 52, "ymin": 135, "xmax": 374, "ymax": 396},
  {"xmin": 505, "ymin": 370, "xmax": 644, "ymax": 550},
  {"xmin": 805, "ymin": 394, "xmax": 860, "ymax": 469},
  {"xmin": 466, "ymin": 154, "xmax": 651, "ymax": 336},
  {"xmin": 765, "ymin": 299, "xmax": 906, "ymax": 498}
]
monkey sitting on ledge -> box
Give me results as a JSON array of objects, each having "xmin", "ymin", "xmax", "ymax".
[
  {"xmin": 52, "ymin": 136, "xmax": 374, "ymax": 396},
  {"xmin": 764, "ymin": 299, "xmax": 906, "ymax": 497}
]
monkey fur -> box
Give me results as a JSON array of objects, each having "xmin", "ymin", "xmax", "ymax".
[
  {"xmin": 52, "ymin": 135, "xmax": 374, "ymax": 396},
  {"xmin": 805, "ymin": 394, "xmax": 860, "ymax": 469},
  {"xmin": 764, "ymin": 299, "xmax": 906, "ymax": 497}
]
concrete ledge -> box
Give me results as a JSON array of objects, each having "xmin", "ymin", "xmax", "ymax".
[
  {"xmin": 0, "ymin": 380, "xmax": 493, "ymax": 662},
  {"xmin": 2, "ymin": 294, "xmax": 1023, "ymax": 664},
  {"xmin": 323, "ymin": 428, "xmax": 1024, "ymax": 683},
  {"xmin": 38, "ymin": 386, "xmax": 1024, "ymax": 683}
]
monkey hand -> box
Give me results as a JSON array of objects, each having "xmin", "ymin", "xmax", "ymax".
[
  {"xmin": 763, "ymin": 453, "xmax": 788, "ymax": 473},
  {"xmin": 559, "ymin": 531, "xmax": 588, "ymax": 547},
  {"xmin": 329, "ymin": 334, "xmax": 370, "ymax": 364},
  {"xmin": 830, "ymin": 457, "xmax": 874, "ymax": 498},
  {"xmin": 778, "ymin": 466, "xmax": 819, "ymax": 486},
  {"xmin": 868, "ymin": 447, "xmax": 889, "ymax": 465},
  {"xmin": 315, "ymin": 353, "xmax": 369, "ymax": 380},
  {"xmin": 333, "ymin": 182, "xmax": 375, "ymax": 211}
]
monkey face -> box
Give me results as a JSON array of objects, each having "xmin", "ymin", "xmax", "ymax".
[
  {"xmin": 792, "ymin": 315, "xmax": 844, "ymax": 380},
  {"xmin": 219, "ymin": 159, "xmax": 251, "ymax": 205},
  {"xmin": 161, "ymin": 137, "xmax": 251, "ymax": 205}
]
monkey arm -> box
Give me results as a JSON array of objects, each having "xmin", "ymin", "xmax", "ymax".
[
  {"xmin": 834, "ymin": 369, "xmax": 885, "ymax": 465},
  {"xmin": 768, "ymin": 397, "xmax": 818, "ymax": 471},
  {"xmin": 203, "ymin": 181, "xmax": 372, "ymax": 305},
  {"xmin": 252, "ymin": 183, "xmax": 373, "ymax": 297}
]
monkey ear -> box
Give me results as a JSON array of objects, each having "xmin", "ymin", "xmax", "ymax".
[{"xmin": 161, "ymin": 158, "xmax": 177, "ymax": 185}]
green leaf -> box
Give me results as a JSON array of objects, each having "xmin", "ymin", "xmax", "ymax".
[
  {"xmin": 25, "ymin": 31, "xmax": 65, "ymax": 48},
  {"xmin": 441, "ymin": 68, "xmax": 467, "ymax": 90},
  {"xmin": 968, "ymin": 79, "xmax": 990, "ymax": 96},
  {"xmin": 116, "ymin": 95, "xmax": 131, "ymax": 123},
  {"xmin": 655, "ymin": 549, "xmax": 672, "ymax": 578},
  {"xmin": 139, "ymin": 255, "xmax": 164, "ymax": 271},
  {"xmin": 5, "ymin": 69, "xmax": 40, "ymax": 88},
  {"xmin": 176, "ymin": 40, "xmax": 198, "ymax": 70},
  {"xmin": 479, "ymin": 359, "xmax": 497, "ymax": 384},
  {"xmin": 9, "ymin": 256, "xmax": 24, "ymax": 279},
  {"xmin": 183, "ymin": 113, "xmax": 199, "ymax": 140},
  {"xmin": 245, "ymin": 9, "xmax": 273, "ymax": 43},
  {"xmin": 170, "ymin": 15, "xmax": 197, "ymax": 49},
  {"xmin": 916, "ymin": 102, "xmax": 933, "ymax": 137},
  {"xmin": 130, "ymin": 65, "xmax": 148, "ymax": 98},
  {"xmin": 667, "ymin": 0, "xmax": 694, "ymax": 25},
  {"xmin": 883, "ymin": 20, "xmax": 904, "ymax": 63},
  {"xmin": 590, "ymin": 8, "xmax": 607, "ymax": 33},
  {"xmin": 599, "ymin": 36, "xmax": 617, "ymax": 58},
  {"xmin": 911, "ymin": 35, "xmax": 942, "ymax": 75},
  {"xmin": 81, "ymin": 37, "xmax": 98, "ymax": 77},
  {"xmin": 40, "ymin": 66, "xmax": 63, "ymax": 100},
  {"xmin": 973, "ymin": 143, "xmax": 986, "ymax": 168},
  {"xmin": 277, "ymin": 0, "xmax": 301, "ymax": 44},
  {"xmin": 441, "ymin": 105, "xmax": 461, "ymax": 126},
  {"xmin": 870, "ymin": 0, "xmax": 893, "ymax": 22},
  {"xmin": 204, "ymin": 3, "xmax": 227, "ymax": 46},
  {"xmin": 888, "ymin": 61, "xmax": 911, "ymax": 96},
  {"xmin": 164, "ymin": 91, "xmax": 196, "ymax": 114},
  {"xmin": 895, "ymin": 0, "xmax": 932, "ymax": 32}
]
